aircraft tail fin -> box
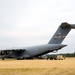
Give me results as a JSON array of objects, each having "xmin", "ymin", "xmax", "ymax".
[{"xmin": 48, "ymin": 22, "xmax": 75, "ymax": 44}]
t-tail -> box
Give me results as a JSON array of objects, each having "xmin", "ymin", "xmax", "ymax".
[{"xmin": 48, "ymin": 22, "xmax": 75, "ymax": 44}]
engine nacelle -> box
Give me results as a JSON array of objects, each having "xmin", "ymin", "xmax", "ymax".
[{"xmin": 0, "ymin": 51, "xmax": 10, "ymax": 55}]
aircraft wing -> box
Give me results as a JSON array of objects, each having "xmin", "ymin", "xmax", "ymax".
[
  {"xmin": 0, "ymin": 48, "xmax": 26, "ymax": 55},
  {"xmin": 0, "ymin": 48, "xmax": 27, "ymax": 58},
  {"xmin": 0, "ymin": 48, "xmax": 25, "ymax": 51}
]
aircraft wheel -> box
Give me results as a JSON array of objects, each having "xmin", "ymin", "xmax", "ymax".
[{"xmin": 2, "ymin": 58, "xmax": 4, "ymax": 60}]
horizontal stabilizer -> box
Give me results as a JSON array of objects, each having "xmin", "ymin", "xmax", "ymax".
[
  {"xmin": 61, "ymin": 22, "xmax": 70, "ymax": 28},
  {"xmin": 61, "ymin": 22, "xmax": 75, "ymax": 29}
]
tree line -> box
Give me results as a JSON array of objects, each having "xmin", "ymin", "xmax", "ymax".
[{"xmin": 59, "ymin": 52, "xmax": 75, "ymax": 57}]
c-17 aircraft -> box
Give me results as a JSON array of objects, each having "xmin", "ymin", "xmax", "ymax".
[{"xmin": 0, "ymin": 22, "xmax": 75, "ymax": 60}]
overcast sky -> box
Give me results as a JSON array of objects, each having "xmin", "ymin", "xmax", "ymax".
[{"xmin": 0, "ymin": 0, "xmax": 75, "ymax": 53}]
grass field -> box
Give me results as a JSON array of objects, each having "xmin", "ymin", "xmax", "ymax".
[{"xmin": 0, "ymin": 58, "xmax": 75, "ymax": 75}]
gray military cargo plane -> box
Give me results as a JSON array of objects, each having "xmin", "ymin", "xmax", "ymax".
[{"xmin": 0, "ymin": 22, "xmax": 75, "ymax": 60}]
